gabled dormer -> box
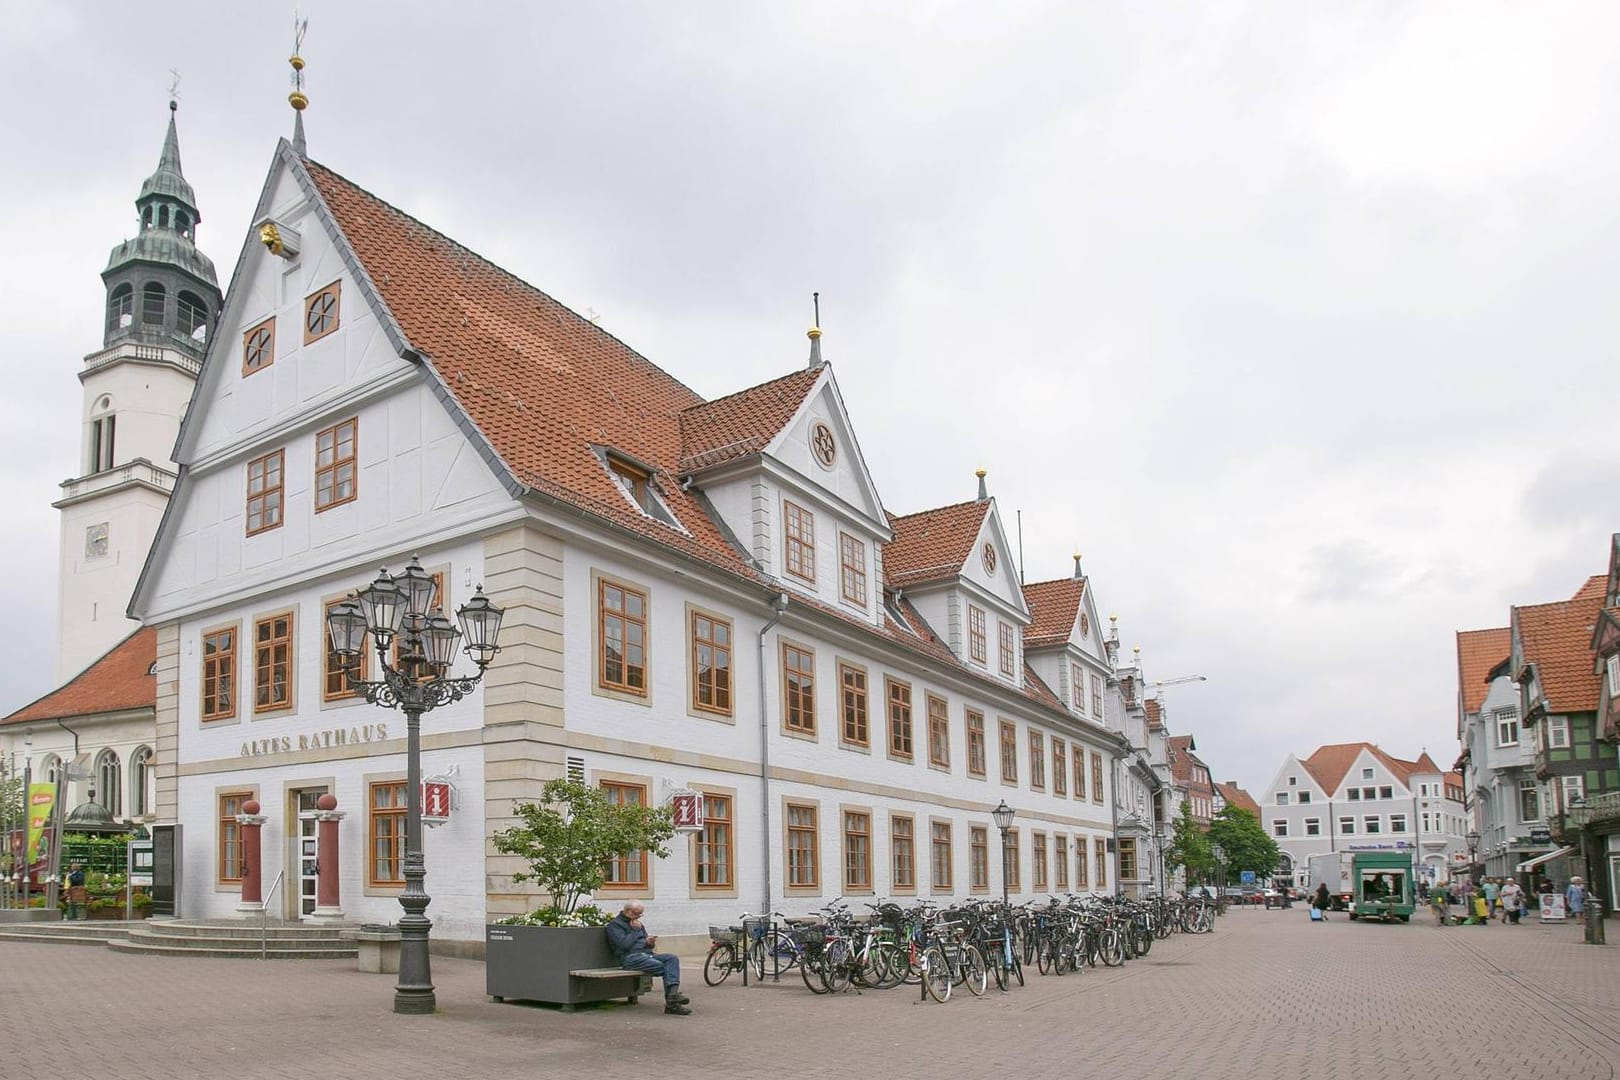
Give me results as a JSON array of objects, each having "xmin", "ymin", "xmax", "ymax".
[
  {"xmin": 678, "ymin": 340, "xmax": 891, "ymax": 625},
  {"xmin": 1022, "ymin": 554, "xmax": 1110, "ymax": 723},
  {"xmin": 885, "ymin": 474, "xmax": 1029, "ymax": 685}
]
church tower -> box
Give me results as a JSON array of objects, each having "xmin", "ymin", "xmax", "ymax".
[{"xmin": 52, "ymin": 100, "xmax": 221, "ymax": 680}]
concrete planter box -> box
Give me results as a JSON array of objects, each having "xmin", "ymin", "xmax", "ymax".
[
  {"xmin": 354, "ymin": 926, "xmax": 402, "ymax": 974},
  {"xmin": 485, "ymin": 924, "xmax": 646, "ymax": 1009}
]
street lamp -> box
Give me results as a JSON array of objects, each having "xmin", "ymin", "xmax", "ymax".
[
  {"xmin": 1567, "ymin": 796, "xmax": 1604, "ymax": 945},
  {"xmin": 1465, "ymin": 829, "xmax": 1480, "ymax": 882},
  {"xmin": 326, "ymin": 556, "xmax": 504, "ymax": 1015},
  {"xmin": 992, "ymin": 800, "xmax": 1015, "ymax": 908}
]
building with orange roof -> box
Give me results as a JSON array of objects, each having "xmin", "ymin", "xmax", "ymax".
[
  {"xmin": 116, "ymin": 107, "xmax": 1152, "ymax": 944},
  {"xmin": 1455, "ymin": 622, "xmax": 1547, "ymax": 882},
  {"xmin": 1214, "ymin": 781, "xmax": 1260, "ymax": 819},
  {"xmin": 1257, "ymin": 742, "xmax": 1467, "ymax": 889}
]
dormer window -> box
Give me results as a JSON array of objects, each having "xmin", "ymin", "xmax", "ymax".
[
  {"xmin": 838, "ymin": 533, "xmax": 867, "ymax": 606},
  {"xmin": 998, "ymin": 621, "xmax": 1015, "ymax": 677},
  {"xmin": 601, "ymin": 453, "xmax": 681, "ymax": 528},
  {"xmin": 968, "ymin": 606, "xmax": 987, "ymax": 664},
  {"xmin": 304, "ymin": 281, "xmax": 341, "ymax": 344},
  {"xmin": 784, "ymin": 501, "xmax": 816, "ymax": 582}
]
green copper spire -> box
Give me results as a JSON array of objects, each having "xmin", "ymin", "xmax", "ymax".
[{"xmin": 137, "ymin": 100, "xmax": 199, "ymax": 225}]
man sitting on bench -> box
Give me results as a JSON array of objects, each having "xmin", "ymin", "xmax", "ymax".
[{"xmin": 606, "ymin": 900, "xmax": 691, "ymax": 1015}]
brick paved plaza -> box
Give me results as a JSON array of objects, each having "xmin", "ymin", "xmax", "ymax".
[{"xmin": 2, "ymin": 908, "xmax": 1615, "ymax": 1080}]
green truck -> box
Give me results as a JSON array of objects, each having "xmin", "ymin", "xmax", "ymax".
[{"xmin": 1347, "ymin": 852, "xmax": 1415, "ymax": 922}]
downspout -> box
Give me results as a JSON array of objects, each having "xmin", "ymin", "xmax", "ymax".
[{"xmin": 758, "ymin": 593, "xmax": 789, "ymax": 916}]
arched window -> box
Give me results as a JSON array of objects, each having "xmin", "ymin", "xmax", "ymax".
[
  {"xmin": 177, "ymin": 291, "xmax": 208, "ymax": 342},
  {"xmin": 106, "ymin": 284, "xmax": 133, "ymax": 334},
  {"xmin": 95, "ymin": 749, "xmax": 122, "ymax": 817},
  {"xmin": 142, "ymin": 283, "xmax": 166, "ymax": 326},
  {"xmin": 175, "ymin": 211, "xmax": 190, "ymax": 237},
  {"xmin": 158, "ymin": 205, "xmax": 170, "ymax": 229},
  {"xmin": 89, "ymin": 396, "xmax": 116, "ymax": 474},
  {"xmin": 131, "ymin": 746, "xmax": 154, "ymax": 818},
  {"xmin": 142, "ymin": 207, "xmax": 152, "ymax": 230},
  {"xmin": 40, "ymin": 754, "xmax": 61, "ymax": 786}
]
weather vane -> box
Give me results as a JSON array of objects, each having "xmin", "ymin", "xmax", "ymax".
[{"xmin": 167, "ymin": 69, "xmax": 182, "ymax": 104}]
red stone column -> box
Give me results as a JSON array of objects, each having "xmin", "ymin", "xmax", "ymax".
[
  {"xmin": 234, "ymin": 800, "xmax": 268, "ymax": 916},
  {"xmin": 311, "ymin": 793, "xmax": 346, "ymax": 922}
]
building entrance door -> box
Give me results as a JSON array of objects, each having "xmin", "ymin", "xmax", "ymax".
[{"xmin": 290, "ymin": 787, "xmax": 328, "ymax": 919}]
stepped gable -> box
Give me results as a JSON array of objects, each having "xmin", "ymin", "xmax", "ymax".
[
  {"xmin": 302, "ymin": 158, "xmax": 758, "ymax": 583},
  {"xmin": 678, "ymin": 369, "xmax": 822, "ymax": 472},
  {"xmin": 1216, "ymin": 782, "xmax": 1260, "ymax": 818},
  {"xmin": 3, "ymin": 629, "xmax": 155, "ymax": 725},
  {"xmin": 1514, "ymin": 574, "xmax": 1606, "ymax": 715},
  {"xmin": 1022, "ymin": 577, "xmax": 1085, "ymax": 648},
  {"xmin": 884, "ymin": 501, "xmax": 990, "ymax": 588},
  {"xmin": 1455, "ymin": 627, "xmax": 1511, "ymax": 715}
]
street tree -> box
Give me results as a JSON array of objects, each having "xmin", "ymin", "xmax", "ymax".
[
  {"xmin": 1163, "ymin": 797, "xmax": 1215, "ymax": 884},
  {"xmin": 1207, "ymin": 804, "xmax": 1280, "ymax": 885}
]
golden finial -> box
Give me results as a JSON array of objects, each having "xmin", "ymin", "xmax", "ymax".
[
  {"xmin": 975, "ymin": 468, "xmax": 987, "ymax": 479},
  {"xmin": 288, "ymin": 11, "xmax": 309, "ymax": 111}
]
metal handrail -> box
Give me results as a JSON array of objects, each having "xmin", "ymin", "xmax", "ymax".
[{"xmin": 260, "ymin": 870, "xmax": 285, "ymax": 961}]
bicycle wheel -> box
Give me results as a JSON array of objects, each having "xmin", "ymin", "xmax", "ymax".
[
  {"xmin": 989, "ymin": 947, "xmax": 1007, "ymax": 991},
  {"xmin": 800, "ymin": 950, "xmax": 831, "ymax": 994},
  {"xmin": 1135, "ymin": 927, "xmax": 1153, "ymax": 957},
  {"xmin": 962, "ymin": 944, "xmax": 988, "ymax": 997},
  {"xmin": 759, "ymin": 929, "xmax": 800, "ymax": 974},
  {"xmin": 1019, "ymin": 925, "xmax": 1035, "ymax": 967},
  {"xmin": 1010, "ymin": 950, "xmax": 1024, "ymax": 987},
  {"xmin": 1100, "ymin": 928, "xmax": 1124, "ymax": 967},
  {"xmin": 703, "ymin": 943, "xmax": 737, "ymax": 987},
  {"xmin": 870, "ymin": 942, "xmax": 906, "ymax": 989},
  {"xmin": 923, "ymin": 945, "xmax": 952, "ymax": 1003},
  {"xmin": 821, "ymin": 939, "xmax": 852, "ymax": 994},
  {"xmin": 1036, "ymin": 936, "xmax": 1053, "ymax": 976}
]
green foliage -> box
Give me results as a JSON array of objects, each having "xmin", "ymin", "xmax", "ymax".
[
  {"xmin": 495, "ymin": 903, "xmax": 611, "ymax": 927},
  {"xmin": 492, "ymin": 779, "xmax": 677, "ymax": 916},
  {"xmin": 0, "ymin": 774, "xmax": 21, "ymax": 824},
  {"xmin": 1207, "ymin": 804, "xmax": 1280, "ymax": 883},
  {"xmin": 1163, "ymin": 798, "xmax": 1215, "ymax": 883}
]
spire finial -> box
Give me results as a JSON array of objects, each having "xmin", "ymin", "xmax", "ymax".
[
  {"xmin": 1073, "ymin": 552, "xmax": 1083, "ymax": 580},
  {"xmin": 975, "ymin": 468, "xmax": 988, "ymax": 501},
  {"xmin": 806, "ymin": 292, "xmax": 824, "ymax": 370},
  {"xmin": 288, "ymin": 11, "xmax": 310, "ymax": 155}
]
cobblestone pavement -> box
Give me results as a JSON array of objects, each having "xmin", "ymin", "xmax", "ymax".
[{"xmin": 2, "ymin": 908, "xmax": 1616, "ymax": 1080}]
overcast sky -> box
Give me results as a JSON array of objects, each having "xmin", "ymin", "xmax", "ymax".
[{"xmin": 2, "ymin": 3, "xmax": 1616, "ymax": 795}]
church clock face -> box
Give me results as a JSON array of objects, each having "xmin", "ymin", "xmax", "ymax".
[{"xmin": 85, "ymin": 522, "xmax": 109, "ymax": 559}]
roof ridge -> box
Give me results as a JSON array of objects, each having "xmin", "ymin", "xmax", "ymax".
[
  {"xmin": 302, "ymin": 156, "xmax": 705, "ymax": 409},
  {"xmin": 888, "ymin": 498, "xmax": 986, "ymax": 522},
  {"xmin": 679, "ymin": 367, "xmax": 820, "ymax": 416}
]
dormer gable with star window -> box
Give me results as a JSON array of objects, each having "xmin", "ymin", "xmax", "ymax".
[
  {"xmin": 1022, "ymin": 554, "xmax": 1112, "ymax": 726},
  {"xmin": 678, "ymin": 340, "xmax": 892, "ymax": 625},
  {"xmin": 885, "ymin": 474, "xmax": 1030, "ymax": 687}
]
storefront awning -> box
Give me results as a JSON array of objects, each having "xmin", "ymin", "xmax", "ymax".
[{"xmin": 1515, "ymin": 846, "xmax": 1572, "ymax": 873}]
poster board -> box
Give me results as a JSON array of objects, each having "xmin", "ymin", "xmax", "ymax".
[{"xmin": 1539, "ymin": 893, "xmax": 1567, "ymax": 922}]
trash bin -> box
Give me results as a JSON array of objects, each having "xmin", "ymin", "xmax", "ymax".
[{"xmin": 355, "ymin": 924, "xmax": 402, "ymax": 973}]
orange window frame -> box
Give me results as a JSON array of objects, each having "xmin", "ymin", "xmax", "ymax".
[
  {"xmin": 242, "ymin": 318, "xmax": 274, "ymax": 376},
  {"xmin": 314, "ymin": 418, "xmax": 359, "ymax": 512},
  {"xmin": 891, "ymin": 815, "xmax": 916, "ymax": 892},
  {"xmin": 786, "ymin": 802, "xmax": 819, "ymax": 888},
  {"xmin": 252, "ymin": 611, "xmax": 294, "ymax": 714},
  {"xmin": 201, "ymin": 624, "xmax": 238, "ymax": 722},
  {"xmin": 601, "ymin": 782, "xmax": 649, "ymax": 887},
  {"xmin": 886, "ymin": 678, "xmax": 913, "ymax": 761},
  {"xmin": 966, "ymin": 710, "xmax": 986, "ymax": 777},
  {"xmin": 968, "ymin": 606, "xmax": 987, "ymax": 663},
  {"xmin": 784, "ymin": 501, "xmax": 816, "ymax": 582},
  {"xmin": 783, "ymin": 642, "xmax": 816, "ymax": 735},
  {"xmin": 998, "ymin": 621, "xmax": 1015, "ymax": 676},
  {"xmin": 838, "ymin": 532, "xmax": 867, "ymax": 606},
  {"xmin": 303, "ymin": 280, "xmax": 341, "ymax": 344},
  {"xmin": 369, "ymin": 781, "xmax": 407, "ymax": 886},
  {"xmin": 930, "ymin": 821, "xmax": 953, "ymax": 891},
  {"xmin": 218, "ymin": 791, "xmax": 251, "ymax": 884},
  {"xmin": 843, "ymin": 811, "xmax": 872, "ymax": 892},
  {"xmin": 926, "ymin": 694, "xmax": 950, "ymax": 768},
  {"xmin": 839, "ymin": 663, "xmax": 869, "ymax": 747},
  {"xmin": 999, "ymin": 720, "xmax": 1018, "ymax": 784},
  {"xmin": 1053, "ymin": 739, "xmax": 1067, "ymax": 796},
  {"xmin": 598, "ymin": 580, "xmax": 648, "ymax": 695},
  {"xmin": 1029, "ymin": 731, "xmax": 1045, "ymax": 790},
  {"xmin": 245, "ymin": 449, "xmax": 284, "ymax": 535},
  {"xmin": 691, "ymin": 612, "xmax": 733, "ymax": 715},
  {"xmin": 969, "ymin": 826, "xmax": 989, "ymax": 891},
  {"xmin": 694, "ymin": 793, "xmax": 734, "ymax": 889}
]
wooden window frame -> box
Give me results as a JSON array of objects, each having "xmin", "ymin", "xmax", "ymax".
[
  {"xmin": 1029, "ymin": 730, "xmax": 1046, "ymax": 791},
  {"xmin": 1091, "ymin": 672, "xmax": 1102, "ymax": 716},
  {"xmin": 782, "ymin": 641, "xmax": 817, "ymax": 738},
  {"xmin": 1118, "ymin": 837, "xmax": 1138, "ymax": 881},
  {"xmin": 969, "ymin": 825, "xmax": 990, "ymax": 893},
  {"xmin": 998, "ymin": 621, "xmax": 1015, "ymax": 677},
  {"xmin": 1053, "ymin": 738, "xmax": 1067, "ymax": 797},
  {"xmin": 368, "ymin": 780, "xmax": 408, "ymax": 887},
  {"xmin": 218, "ymin": 790, "xmax": 252, "ymax": 885},
  {"xmin": 241, "ymin": 317, "xmax": 275, "ymax": 377},
  {"xmin": 784, "ymin": 500, "xmax": 816, "ymax": 583},
  {"xmin": 252, "ymin": 610, "xmax": 295, "ymax": 716},
  {"xmin": 885, "ymin": 677, "xmax": 914, "ymax": 762},
  {"xmin": 890, "ymin": 813, "xmax": 916, "ymax": 894},
  {"xmin": 600, "ymin": 781, "xmax": 651, "ymax": 889},
  {"xmin": 693, "ymin": 790, "xmax": 736, "ymax": 894},
  {"xmin": 785, "ymin": 800, "xmax": 820, "ymax": 893},
  {"xmin": 838, "ymin": 532, "xmax": 868, "ymax": 607},
  {"xmin": 1094, "ymin": 837, "xmax": 1108, "ymax": 892},
  {"xmin": 303, "ymin": 280, "xmax": 341, "ymax": 344},
  {"xmin": 930, "ymin": 819, "xmax": 954, "ymax": 893},
  {"xmin": 597, "ymin": 576, "xmax": 649, "ymax": 698},
  {"xmin": 1054, "ymin": 835, "xmax": 1069, "ymax": 890},
  {"xmin": 1091, "ymin": 751, "xmax": 1105, "ymax": 803},
  {"xmin": 201, "ymin": 623, "xmax": 239, "ymax": 722},
  {"xmin": 968, "ymin": 606, "xmax": 987, "ymax": 663},
  {"xmin": 1075, "ymin": 837, "xmax": 1089, "ymax": 889},
  {"xmin": 1032, "ymin": 831, "xmax": 1048, "ymax": 891},
  {"xmin": 690, "ymin": 609, "xmax": 733, "ymax": 717},
  {"xmin": 245, "ymin": 449, "xmax": 284, "ymax": 536},
  {"xmin": 842, "ymin": 808, "xmax": 873, "ymax": 895},
  {"xmin": 1071, "ymin": 663, "xmax": 1085, "ymax": 712},
  {"xmin": 999, "ymin": 720, "xmax": 1018, "ymax": 785},
  {"xmin": 1073, "ymin": 747, "xmax": 1086, "ymax": 800},
  {"xmin": 322, "ymin": 596, "xmax": 369, "ymax": 702},
  {"xmin": 1004, "ymin": 828, "xmax": 1021, "ymax": 889},
  {"xmin": 314, "ymin": 418, "xmax": 359, "ymax": 513},
  {"xmin": 926, "ymin": 693, "xmax": 950, "ymax": 770},
  {"xmin": 965, "ymin": 710, "xmax": 986, "ymax": 778},
  {"xmin": 839, "ymin": 661, "xmax": 869, "ymax": 749}
]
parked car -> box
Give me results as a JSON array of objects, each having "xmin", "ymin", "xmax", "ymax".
[{"xmin": 1220, "ymin": 886, "xmax": 1249, "ymax": 904}]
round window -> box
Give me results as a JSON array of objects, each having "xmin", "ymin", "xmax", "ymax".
[
  {"xmin": 811, "ymin": 421, "xmax": 837, "ymax": 469},
  {"xmin": 982, "ymin": 543, "xmax": 997, "ymax": 575},
  {"xmin": 1079, "ymin": 612, "xmax": 1090, "ymax": 638}
]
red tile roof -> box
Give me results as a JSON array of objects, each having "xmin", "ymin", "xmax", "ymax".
[
  {"xmin": 1455, "ymin": 627, "xmax": 1510, "ymax": 716},
  {"xmin": 304, "ymin": 159, "xmax": 760, "ymax": 585},
  {"xmin": 2, "ymin": 629, "xmax": 155, "ymax": 725},
  {"xmin": 1167, "ymin": 734, "xmax": 1194, "ymax": 782},
  {"xmin": 1215, "ymin": 782, "xmax": 1260, "ymax": 819},
  {"xmin": 1022, "ymin": 578, "xmax": 1084, "ymax": 648},
  {"xmin": 1514, "ymin": 574, "xmax": 1605, "ymax": 715},
  {"xmin": 678, "ymin": 370, "xmax": 822, "ymax": 473},
  {"xmin": 1299, "ymin": 742, "xmax": 1427, "ymax": 794},
  {"xmin": 884, "ymin": 501, "xmax": 990, "ymax": 588}
]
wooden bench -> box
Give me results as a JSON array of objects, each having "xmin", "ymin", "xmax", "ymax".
[{"xmin": 561, "ymin": 968, "xmax": 652, "ymax": 1011}]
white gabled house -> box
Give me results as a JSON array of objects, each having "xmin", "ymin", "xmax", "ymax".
[{"xmin": 129, "ymin": 136, "xmax": 1131, "ymax": 947}]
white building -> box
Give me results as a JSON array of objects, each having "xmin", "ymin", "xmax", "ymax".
[
  {"xmin": 128, "ymin": 133, "xmax": 1131, "ymax": 947},
  {"xmin": 1259, "ymin": 742, "xmax": 1467, "ymax": 888}
]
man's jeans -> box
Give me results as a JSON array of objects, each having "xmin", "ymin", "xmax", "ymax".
[{"xmin": 621, "ymin": 950, "xmax": 681, "ymax": 993}]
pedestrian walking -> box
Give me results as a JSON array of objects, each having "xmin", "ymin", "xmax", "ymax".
[
  {"xmin": 1567, "ymin": 877, "xmax": 1587, "ymax": 924},
  {"xmin": 1429, "ymin": 885, "xmax": 1450, "ymax": 927},
  {"xmin": 1483, "ymin": 878, "xmax": 1499, "ymax": 920},
  {"xmin": 1500, "ymin": 879, "xmax": 1523, "ymax": 925},
  {"xmin": 66, "ymin": 864, "xmax": 87, "ymax": 921},
  {"xmin": 1312, "ymin": 883, "xmax": 1331, "ymax": 923}
]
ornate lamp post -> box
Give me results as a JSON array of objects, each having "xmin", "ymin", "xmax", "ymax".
[
  {"xmin": 1465, "ymin": 829, "xmax": 1480, "ymax": 883},
  {"xmin": 326, "ymin": 556, "xmax": 504, "ymax": 1015},
  {"xmin": 1567, "ymin": 796, "xmax": 1604, "ymax": 944},
  {"xmin": 992, "ymin": 800, "xmax": 1015, "ymax": 908}
]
